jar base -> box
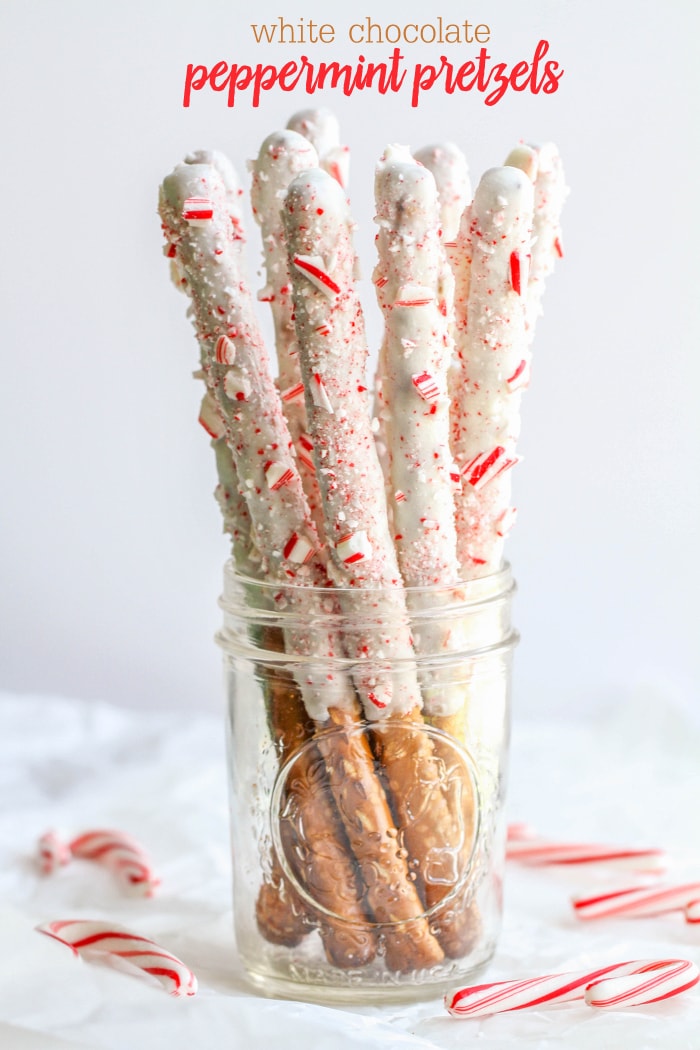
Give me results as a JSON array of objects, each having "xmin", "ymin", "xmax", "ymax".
[{"xmin": 239, "ymin": 943, "xmax": 497, "ymax": 1006}]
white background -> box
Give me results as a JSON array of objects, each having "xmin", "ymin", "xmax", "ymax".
[{"xmin": 1, "ymin": 0, "xmax": 698, "ymax": 719}]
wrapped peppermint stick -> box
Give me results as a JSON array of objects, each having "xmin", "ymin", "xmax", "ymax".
[
  {"xmin": 505, "ymin": 142, "xmax": 567, "ymax": 338},
  {"xmin": 573, "ymin": 881, "xmax": 700, "ymax": 920},
  {"xmin": 287, "ymin": 106, "xmax": 350, "ymax": 189},
  {"xmin": 413, "ymin": 142, "xmax": 471, "ymax": 243},
  {"xmin": 450, "ymin": 167, "xmax": 534, "ymax": 576},
  {"xmin": 251, "ymin": 130, "xmax": 325, "ymax": 535}
]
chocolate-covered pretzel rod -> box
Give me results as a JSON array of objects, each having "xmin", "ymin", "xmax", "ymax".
[
  {"xmin": 160, "ymin": 161, "xmax": 383, "ymax": 966},
  {"xmin": 251, "ymin": 130, "xmax": 326, "ymax": 537},
  {"xmin": 413, "ymin": 142, "xmax": 472, "ymax": 244},
  {"xmin": 505, "ymin": 142, "xmax": 567, "ymax": 338},
  {"xmin": 450, "ymin": 167, "xmax": 534, "ymax": 577},
  {"xmin": 287, "ymin": 106, "xmax": 350, "ymax": 190},
  {"xmin": 284, "ymin": 167, "xmax": 473, "ymax": 953}
]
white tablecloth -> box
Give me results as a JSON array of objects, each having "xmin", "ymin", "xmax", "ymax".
[{"xmin": 1, "ymin": 692, "xmax": 698, "ymax": 1049}]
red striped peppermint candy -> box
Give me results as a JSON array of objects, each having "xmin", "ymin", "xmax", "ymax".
[
  {"xmin": 505, "ymin": 357, "xmax": 530, "ymax": 392},
  {"xmin": 573, "ymin": 881, "xmax": 700, "ymax": 920},
  {"xmin": 68, "ymin": 829, "xmax": 160, "ymax": 896},
  {"xmin": 336, "ymin": 530, "xmax": 372, "ymax": 565},
  {"xmin": 198, "ymin": 392, "xmax": 225, "ymax": 440},
  {"xmin": 297, "ymin": 432, "xmax": 315, "ymax": 471},
  {"xmin": 264, "ymin": 461, "xmax": 294, "ymax": 491},
  {"xmin": 37, "ymin": 920, "xmax": 197, "ymax": 996},
  {"xmin": 585, "ymin": 959, "xmax": 699, "ymax": 1009},
  {"xmin": 223, "ymin": 373, "xmax": 251, "ymax": 402},
  {"xmin": 182, "ymin": 197, "xmax": 213, "ymax": 226},
  {"xmin": 509, "ymin": 250, "xmax": 530, "ymax": 295},
  {"xmin": 507, "ymin": 836, "xmax": 666, "ymax": 872},
  {"xmin": 310, "ymin": 372, "xmax": 334, "ymax": 413},
  {"xmin": 462, "ymin": 446, "xmax": 520, "ymax": 491},
  {"xmin": 411, "ymin": 371, "xmax": 440, "ymax": 402},
  {"xmin": 394, "ymin": 283, "xmax": 434, "ymax": 308},
  {"xmin": 686, "ymin": 900, "xmax": 700, "ymax": 923},
  {"xmin": 38, "ymin": 831, "xmax": 71, "ymax": 873},
  {"xmin": 495, "ymin": 506, "xmax": 518, "ymax": 537},
  {"xmin": 281, "ymin": 381, "xmax": 305, "ymax": 404},
  {"xmin": 292, "ymin": 254, "xmax": 340, "ymax": 297},
  {"xmin": 445, "ymin": 958, "xmax": 698, "ymax": 1018},
  {"xmin": 215, "ymin": 334, "xmax": 236, "ymax": 365},
  {"xmin": 282, "ymin": 531, "xmax": 315, "ymax": 565}
]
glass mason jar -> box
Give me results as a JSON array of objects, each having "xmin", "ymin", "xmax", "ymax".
[{"xmin": 217, "ymin": 560, "xmax": 517, "ymax": 1004}]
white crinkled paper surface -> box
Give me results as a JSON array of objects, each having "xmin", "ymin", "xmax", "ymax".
[{"xmin": 1, "ymin": 691, "xmax": 698, "ymax": 1049}]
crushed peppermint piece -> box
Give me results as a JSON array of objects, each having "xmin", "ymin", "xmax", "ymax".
[
  {"xmin": 462, "ymin": 447, "xmax": 521, "ymax": 491},
  {"xmin": 281, "ymin": 381, "xmax": 305, "ymax": 403},
  {"xmin": 215, "ymin": 334, "xmax": 236, "ymax": 365},
  {"xmin": 495, "ymin": 506, "xmax": 518, "ymax": 537},
  {"xmin": 282, "ymin": 532, "xmax": 315, "ymax": 564},
  {"xmin": 394, "ymin": 490, "xmax": 406, "ymax": 503},
  {"xmin": 394, "ymin": 284, "xmax": 434, "ymax": 307},
  {"xmin": 224, "ymin": 373, "xmax": 252, "ymax": 402},
  {"xmin": 411, "ymin": 371, "xmax": 441, "ymax": 401},
  {"xmin": 257, "ymin": 285, "xmax": 275, "ymax": 303},
  {"xmin": 198, "ymin": 393, "xmax": 225, "ymax": 440},
  {"xmin": 509, "ymin": 250, "xmax": 529, "ymax": 295},
  {"xmin": 292, "ymin": 254, "xmax": 341, "ymax": 297},
  {"xmin": 297, "ymin": 432, "xmax": 315, "ymax": 471},
  {"xmin": 506, "ymin": 357, "xmax": 531, "ymax": 392},
  {"xmin": 264, "ymin": 461, "xmax": 295, "ymax": 491},
  {"xmin": 336, "ymin": 530, "xmax": 373, "ymax": 565},
  {"xmin": 182, "ymin": 198, "xmax": 214, "ymax": 225},
  {"xmin": 310, "ymin": 373, "xmax": 334, "ymax": 413}
]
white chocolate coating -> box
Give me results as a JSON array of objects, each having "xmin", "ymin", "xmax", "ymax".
[
  {"xmin": 374, "ymin": 145, "xmax": 459, "ymax": 590},
  {"xmin": 283, "ymin": 168, "xmax": 422, "ymax": 718},
  {"xmin": 506, "ymin": 142, "xmax": 567, "ymax": 335},
  {"xmin": 450, "ymin": 167, "xmax": 534, "ymax": 576},
  {"xmin": 159, "ymin": 161, "xmax": 354, "ymax": 720},
  {"xmin": 287, "ymin": 107, "xmax": 350, "ymax": 188},
  {"xmin": 251, "ymin": 130, "xmax": 325, "ymax": 536},
  {"xmin": 413, "ymin": 142, "xmax": 472, "ymax": 243}
]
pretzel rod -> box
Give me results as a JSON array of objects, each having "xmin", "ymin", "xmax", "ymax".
[
  {"xmin": 37, "ymin": 920, "xmax": 198, "ymax": 996},
  {"xmin": 445, "ymin": 958, "xmax": 699, "ymax": 1017},
  {"xmin": 573, "ymin": 881, "xmax": 700, "ymax": 920},
  {"xmin": 251, "ymin": 131, "xmax": 327, "ymax": 540},
  {"xmin": 450, "ymin": 167, "xmax": 534, "ymax": 577},
  {"xmin": 505, "ymin": 142, "xmax": 567, "ymax": 338},
  {"xmin": 284, "ymin": 167, "xmax": 483, "ymax": 964},
  {"xmin": 413, "ymin": 142, "xmax": 472, "ymax": 244},
  {"xmin": 161, "ymin": 161, "xmax": 386, "ymax": 965},
  {"xmin": 287, "ymin": 106, "xmax": 350, "ymax": 190},
  {"xmin": 162, "ymin": 158, "xmax": 444, "ymax": 973}
]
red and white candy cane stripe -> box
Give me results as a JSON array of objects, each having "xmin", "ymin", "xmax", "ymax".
[
  {"xmin": 445, "ymin": 958, "xmax": 699, "ymax": 1018},
  {"xmin": 462, "ymin": 446, "xmax": 521, "ymax": 493},
  {"xmin": 181, "ymin": 197, "xmax": 213, "ymax": 225},
  {"xmin": 686, "ymin": 900, "xmax": 700, "ymax": 923},
  {"xmin": 68, "ymin": 829, "xmax": 160, "ymax": 896},
  {"xmin": 573, "ymin": 881, "xmax": 700, "ymax": 920},
  {"xmin": 38, "ymin": 831, "xmax": 71, "ymax": 873},
  {"xmin": 38, "ymin": 829, "xmax": 160, "ymax": 895},
  {"xmin": 506, "ymin": 836, "xmax": 666, "ymax": 872},
  {"xmin": 292, "ymin": 254, "xmax": 341, "ymax": 297},
  {"xmin": 37, "ymin": 920, "xmax": 197, "ymax": 997}
]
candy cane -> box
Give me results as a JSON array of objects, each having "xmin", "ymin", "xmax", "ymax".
[
  {"xmin": 506, "ymin": 835, "xmax": 666, "ymax": 872},
  {"xmin": 37, "ymin": 920, "xmax": 197, "ymax": 997},
  {"xmin": 38, "ymin": 828, "xmax": 160, "ymax": 895},
  {"xmin": 573, "ymin": 881, "xmax": 700, "ymax": 920},
  {"xmin": 685, "ymin": 899, "xmax": 700, "ymax": 923},
  {"xmin": 450, "ymin": 166, "xmax": 534, "ymax": 576},
  {"xmin": 446, "ymin": 958, "xmax": 699, "ymax": 1017}
]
